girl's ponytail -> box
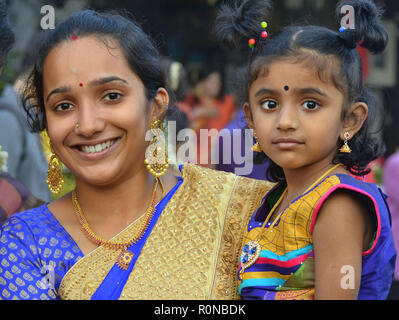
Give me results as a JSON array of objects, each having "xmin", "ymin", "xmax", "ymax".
[
  {"xmin": 215, "ymin": 0, "xmax": 272, "ymax": 49},
  {"xmin": 336, "ymin": 0, "xmax": 388, "ymax": 54}
]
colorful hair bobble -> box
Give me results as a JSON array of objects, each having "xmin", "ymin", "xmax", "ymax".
[
  {"xmin": 248, "ymin": 21, "xmax": 269, "ymax": 49},
  {"xmin": 261, "ymin": 21, "xmax": 268, "ymax": 38},
  {"xmin": 339, "ymin": 26, "xmax": 347, "ymax": 33}
]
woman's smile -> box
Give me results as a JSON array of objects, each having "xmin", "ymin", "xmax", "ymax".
[{"xmin": 70, "ymin": 136, "xmax": 122, "ymax": 161}]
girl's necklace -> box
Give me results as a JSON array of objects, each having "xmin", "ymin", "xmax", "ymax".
[{"xmin": 239, "ymin": 163, "xmax": 343, "ymax": 278}]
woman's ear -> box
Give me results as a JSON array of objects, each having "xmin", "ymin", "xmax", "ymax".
[
  {"xmin": 150, "ymin": 88, "xmax": 169, "ymax": 121},
  {"xmin": 341, "ymin": 102, "xmax": 368, "ymax": 139},
  {"xmin": 243, "ymin": 102, "xmax": 254, "ymax": 130}
]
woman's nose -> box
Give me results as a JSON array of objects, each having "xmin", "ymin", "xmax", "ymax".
[{"xmin": 75, "ymin": 103, "xmax": 105, "ymax": 137}]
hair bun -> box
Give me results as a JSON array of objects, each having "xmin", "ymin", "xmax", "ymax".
[
  {"xmin": 215, "ymin": 0, "xmax": 272, "ymax": 49},
  {"xmin": 336, "ymin": 0, "xmax": 388, "ymax": 54}
]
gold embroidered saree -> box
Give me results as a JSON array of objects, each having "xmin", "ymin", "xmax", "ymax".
[{"xmin": 59, "ymin": 164, "xmax": 271, "ymax": 299}]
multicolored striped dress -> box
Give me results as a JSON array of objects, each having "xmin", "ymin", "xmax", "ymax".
[{"xmin": 238, "ymin": 173, "xmax": 396, "ymax": 300}]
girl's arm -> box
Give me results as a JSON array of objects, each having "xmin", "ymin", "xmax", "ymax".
[{"xmin": 313, "ymin": 191, "xmax": 374, "ymax": 300}]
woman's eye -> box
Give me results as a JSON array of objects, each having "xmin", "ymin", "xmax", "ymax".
[
  {"xmin": 302, "ymin": 100, "xmax": 320, "ymax": 110},
  {"xmin": 261, "ymin": 100, "xmax": 278, "ymax": 110},
  {"xmin": 55, "ymin": 103, "xmax": 73, "ymax": 111},
  {"xmin": 104, "ymin": 92, "xmax": 122, "ymax": 101}
]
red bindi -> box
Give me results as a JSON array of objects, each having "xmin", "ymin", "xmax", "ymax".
[{"xmin": 79, "ymin": 83, "xmax": 83, "ymax": 87}]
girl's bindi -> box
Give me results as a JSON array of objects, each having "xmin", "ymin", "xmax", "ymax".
[{"xmin": 284, "ymin": 85, "xmax": 290, "ymax": 91}]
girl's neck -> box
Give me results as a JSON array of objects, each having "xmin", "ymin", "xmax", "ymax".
[{"xmin": 281, "ymin": 161, "xmax": 347, "ymax": 203}]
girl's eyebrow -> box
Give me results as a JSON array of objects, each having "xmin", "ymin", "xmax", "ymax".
[
  {"xmin": 254, "ymin": 87, "xmax": 329, "ymax": 98},
  {"xmin": 46, "ymin": 76, "xmax": 129, "ymax": 102},
  {"xmin": 295, "ymin": 87, "xmax": 329, "ymax": 98},
  {"xmin": 254, "ymin": 88, "xmax": 279, "ymax": 97}
]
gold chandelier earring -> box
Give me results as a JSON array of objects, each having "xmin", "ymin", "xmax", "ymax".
[
  {"xmin": 145, "ymin": 118, "xmax": 169, "ymax": 178},
  {"xmin": 46, "ymin": 142, "xmax": 65, "ymax": 195},
  {"xmin": 252, "ymin": 132, "xmax": 263, "ymax": 153},
  {"xmin": 340, "ymin": 131, "xmax": 352, "ymax": 154}
]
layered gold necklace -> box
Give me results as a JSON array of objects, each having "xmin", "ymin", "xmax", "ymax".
[{"xmin": 71, "ymin": 178, "xmax": 159, "ymax": 270}]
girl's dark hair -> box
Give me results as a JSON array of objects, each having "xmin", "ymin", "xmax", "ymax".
[
  {"xmin": 215, "ymin": 0, "xmax": 388, "ymax": 181},
  {"xmin": 0, "ymin": 0, "xmax": 15, "ymax": 67},
  {"xmin": 23, "ymin": 9, "xmax": 166, "ymax": 132}
]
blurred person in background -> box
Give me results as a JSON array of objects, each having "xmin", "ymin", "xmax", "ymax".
[
  {"xmin": 385, "ymin": 148, "xmax": 399, "ymax": 299},
  {"xmin": 0, "ymin": 33, "xmax": 51, "ymax": 202},
  {"xmin": 0, "ymin": 0, "xmax": 44, "ymax": 222},
  {"xmin": 183, "ymin": 65, "xmax": 235, "ymax": 167}
]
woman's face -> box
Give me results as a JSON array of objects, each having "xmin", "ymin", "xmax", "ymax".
[{"xmin": 43, "ymin": 36, "xmax": 165, "ymax": 187}]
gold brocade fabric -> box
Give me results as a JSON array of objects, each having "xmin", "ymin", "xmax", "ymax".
[{"xmin": 59, "ymin": 164, "xmax": 272, "ymax": 300}]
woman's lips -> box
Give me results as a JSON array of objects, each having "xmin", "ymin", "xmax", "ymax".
[{"xmin": 71, "ymin": 137, "xmax": 121, "ymax": 160}]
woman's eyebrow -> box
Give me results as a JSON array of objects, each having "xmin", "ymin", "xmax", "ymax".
[
  {"xmin": 45, "ymin": 76, "xmax": 130, "ymax": 102},
  {"xmin": 46, "ymin": 86, "xmax": 71, "ymax": 102},
  {"xmin": 89, "ymin": 76, "xmax": 129, "ymax": 87}
]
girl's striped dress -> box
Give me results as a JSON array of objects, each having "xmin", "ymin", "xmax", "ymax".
[{"xmin": 238, "ymin": 174, "xmax": 396, "ymax": 300}]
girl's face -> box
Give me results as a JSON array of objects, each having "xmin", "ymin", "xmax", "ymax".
[
  {"xmin": 245, "ymin": 59, "xmax": 346, "ymax": 171},
  {"xmin": 43, "ymin": 36, "xmax": 167, "ymax": 187}
]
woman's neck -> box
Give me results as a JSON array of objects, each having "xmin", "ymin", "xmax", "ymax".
[{"xmin": 72, "ymin": 168, "xmax": 177, "ymax": 228}]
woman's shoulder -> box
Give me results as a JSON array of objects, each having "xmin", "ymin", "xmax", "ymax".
[
  {"xmin": 180, "ymin": 163, "xmax": 274, "ymax": 190},
  {"xmin": 1, "ymin": 204, "xmax": 64, "ymax": 240}
]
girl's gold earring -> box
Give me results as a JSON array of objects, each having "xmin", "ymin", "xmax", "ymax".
[
  {"xmin": 339, "ymin": 132, "xmax": 352, "ymax": 154},
  {"xmin": 144, "ymin": 119, "xmax": 169, "ymax": 178},
  {"xmin": 252, "ymin": 132, "xmax": 263, "ymax": 153},
  {"xmin": 46, "ymin": 143, "xmax": 65, "ymax": 195}
]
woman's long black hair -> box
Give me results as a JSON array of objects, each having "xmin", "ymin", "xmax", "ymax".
[
  {"xmin": 215, "ymin": 0, "xmax": 388, "ymax": 182},
  {"xmin": 22, "ymin": 10, "xmax": 166, "ymax": 133}
]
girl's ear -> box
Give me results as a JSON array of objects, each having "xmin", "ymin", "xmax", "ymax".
[
  {"xmin": 341, "ymin": 102, "xmax": 368, "ymax": 139},
  {"xmin": 150, "ymin": 88, "xmax": 169, "ymax": 121},
  {"xmin": 243, "ymin": 102, "xmax": 254, "ymax": 130}
]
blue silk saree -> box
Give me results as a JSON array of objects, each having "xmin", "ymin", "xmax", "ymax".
[{"xmin": 0, "ymin": 164, "xmax": 271, "ymax": 300}]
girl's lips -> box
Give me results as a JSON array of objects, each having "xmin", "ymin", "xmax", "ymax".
[
  {"xmin": 72, "ymin": 137, "xmax": 121, "ymax": 160},
  {"xmin": 272, "ymin": 139, "xmax": 304, "ymax": 150}
]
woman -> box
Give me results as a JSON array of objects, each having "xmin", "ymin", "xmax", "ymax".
[{"xmin": 0, "ymin": 10, "xmax": 271, "ymax": 300}]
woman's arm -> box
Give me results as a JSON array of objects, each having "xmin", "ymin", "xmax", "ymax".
[{"xmin": 313, "ymin": 191, "xmax": 374, "ymax": 300}]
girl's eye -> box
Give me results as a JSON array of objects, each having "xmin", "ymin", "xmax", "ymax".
[
  {"xmin": 104, "ymin": 92, "xmax": 122, "ymax": 101},
  {"xmin": 261, "ymin": 100, "xmax": 278, "ymax": 110},
  {"xmin": 302, "ymin": 100, "xmax": 320, "ymax": 110},
  {"xmin": 55, "ymin": 103, "xmax": 73, "ymax": 112}
]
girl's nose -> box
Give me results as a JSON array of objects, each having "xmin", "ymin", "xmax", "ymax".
[{"xmin": 276, "ymin": 104, "xmax": 299, "ymax": 131}]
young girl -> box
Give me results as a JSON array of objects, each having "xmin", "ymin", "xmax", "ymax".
[{"xmin": 216, "ymin": 0, "xmax": 396, "ymax": 299}]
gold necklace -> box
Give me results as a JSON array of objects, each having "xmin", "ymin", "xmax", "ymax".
[
  {"xmin": 71, "ymin": 178, "xmax": 159, "ymax": 270},
  {"xmin": 239, "ymin": 164, "xmax": 343, "ymax": 278}
]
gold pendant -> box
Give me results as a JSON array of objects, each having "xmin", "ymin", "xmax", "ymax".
[
  {"xmin": 339, "ymin": 141, "xmax": 351, "ymax": 153},
  {"xmin": 251, "ymin": 141, "xmax": 263, "ymax": 153},
  {"xmin": 116, "ymin": 249, "xmax": 134, "ymax": 270}
]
